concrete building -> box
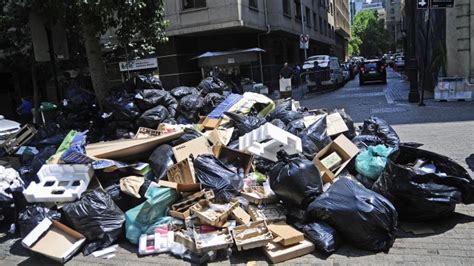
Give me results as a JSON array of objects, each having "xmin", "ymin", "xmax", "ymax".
[
  {"xmin": 350, "ymin": 0, "xmax": 365, "ymax": 22},
  {"xmin": 446, "ymin": 0, "xmax": 474, "ymax": 83},
  {"xmin": 334, "ymin": 0, "xmax": 351, "ymax": 60},
  {"xmin": 156, "ymin": 0, "xmax": 349, "ymax": 89},
  {"xmin": 384, "ymin": 0, "xmax": 402, "ymax": 51}
]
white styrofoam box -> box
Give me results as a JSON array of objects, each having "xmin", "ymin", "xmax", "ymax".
[
  {"xmin": 239, "ymin": 123, "xmax": 302, "ymax": 162},
  {"xmin": 435, "ymin": 89, "xmax": 472, "ymax": 101},
  {"xmin": 23, "ymin": 164, "xmax": 93, "ymax": 203}
]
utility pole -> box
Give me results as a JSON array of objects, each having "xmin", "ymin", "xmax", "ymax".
[
  {"xmin": 407, "ymin": 0, "xmax": 420, "ymax": 103},
  {"xmin": 300, "ymin": 1, "xmax": 307, "ymax": 60}
]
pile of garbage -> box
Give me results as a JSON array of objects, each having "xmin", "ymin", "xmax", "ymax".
[{"xmin": 1, "ymin": 76, "xmax": 474, "ymax": 264}]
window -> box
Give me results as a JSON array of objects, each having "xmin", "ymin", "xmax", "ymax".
[
  {"xmin": 319, "ymin": 16, "xmax": 323, "ymax": 33},
  {"xmin": 249, "ymin": 0, "xmax": 258, "ymax": 10},
  {"xmin": 182, "ymin": 0, "xmax": 206, "ymax": 10},
  {"xmin": 313, "ymin": 12, "xmax": 317, "ymax": 31},
  {"xmin": 295, "ymin": 0, "xmax": 302, "ymax": 21},
  {"xmin": 305, "ymin": 7, "xmax": 311, "ymax": 27},
  {"xmin": 390, "ymin": 8, "xmax": 394, "ymax": 14},
  {"xmin": 330, "ymin": 3, "xmax": 333, "ymax": 15},
  {"xmin": 282, "ymin": 0, "xmax": 291, "ymax": 16}
]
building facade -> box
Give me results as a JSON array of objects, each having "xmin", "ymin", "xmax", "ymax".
[
  {"xmin": 446, "ymin": 0, "xmax": 474, "ymax": 83},
  {"xmin": 156, "ymin": 0, "xmax": 349, "ymax": 89},
  {"xmin": 384, "ymin": 0, "xmax": 402, "ymax": 52},
  {"xmin": 334, "ymin": 0, "xmax": 351, "ymax": 60}
]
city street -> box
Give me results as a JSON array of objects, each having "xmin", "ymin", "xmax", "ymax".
[{"xmin": 1, "ymin": 68, "xmax": 474, "ymax": 265}]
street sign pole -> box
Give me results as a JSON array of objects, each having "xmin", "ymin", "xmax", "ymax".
[
  {"xmin": 300, "ymin": 2, "xmax": 307, "ymax": 60},
  {"xmin": 419, "ymin": 8, "xmax": 430, "ymax": 106}
]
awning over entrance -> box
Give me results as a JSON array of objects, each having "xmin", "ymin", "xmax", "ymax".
[
  {"xmin": 335, "ymin": 28, "xmax": 351, "ymax": 40},
  {"xmin": 192, "ymin": 48, "xmax": 265, "ymax": 67}
]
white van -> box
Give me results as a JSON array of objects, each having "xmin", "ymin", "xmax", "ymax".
[{"xmin": 302, "ymin": 55, "xmax": 344, "ymax": 89}]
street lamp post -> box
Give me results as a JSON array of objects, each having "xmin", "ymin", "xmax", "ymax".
[{"xmin": 405, "ymin": 0, "xmax": 420, "ymax": 103}]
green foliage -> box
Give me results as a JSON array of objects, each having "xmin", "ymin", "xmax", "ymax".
[{"xmin": 349, "ymin": 10, "xmax": 390, "ymax": 57}]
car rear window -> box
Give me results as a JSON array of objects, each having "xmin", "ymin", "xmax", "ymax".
[{"xmin": 364, "ymin": 63, "xmax": 378, "ymax": 68}]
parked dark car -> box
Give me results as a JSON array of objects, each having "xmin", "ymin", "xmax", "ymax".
[{"xmin": 359, "ymin": 60, "xmax": 387, "ymax": 85}]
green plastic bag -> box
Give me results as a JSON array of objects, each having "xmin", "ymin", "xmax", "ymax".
[
  {"xmin": 355, "ymin": 145, "xmax": 392, "ymax": 180},
  {"xmin": 125, "ymin": 185, "xmax": 177, "ymax": 244}
]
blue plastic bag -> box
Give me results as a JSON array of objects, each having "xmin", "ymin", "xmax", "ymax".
[
  {"xmin": 355, "ymin": 145, "xmax": 392, "ymax": 180},
  {"xmin": 125, "ymin": 185, "xmax": 177, "ymax": 244}
]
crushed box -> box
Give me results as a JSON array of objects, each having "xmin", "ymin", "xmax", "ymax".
[
  {"xmin": 172, "ymin": 136, "xmax": 212, "ymax": 162},
  {"xmin": 232, "ymin": 221, "xmax": 273, "ymax": 251},
  {"xmin": 231, "ymin": 206, "xmax": 251, "ymax": 225},
  {"xmin": 169, "ymin": 190, "xmax": 214, "ymax": 220},
  {"xmin": 21, "ymin": 218, "xmax": 86, "ymax": 263},
  {"xmin": 190, "ymin": 199, "xmax": 238, "ymax": 227},
  {"xmin": 214, "ymin": 145, "xmax": 254, "ymax": 175},
  {"xmin": 267, "ymin": 222, "xmax": 304, "ymax": 247},
  {"xmin": 263, "ymin": 239, "xmax": 315, "ymax": 264},
  {"xmin": 248, "ymin": 204, "xmax": 286, "ymax": 224}
]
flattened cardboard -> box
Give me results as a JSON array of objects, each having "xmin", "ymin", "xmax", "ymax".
[
  {"xmin": 22, "ymin": 218, "xmax": 85, "ymax": 263},
  {"xmin": 172, "ymin": 136, "xmax": 212, "ymax": 162},
  {"xmin": 263, "ymin": 239, "xmax": 315, "ymax": 264},
  {"xmin": 135, "ymin": 127, "xmax": 161, "ymax": 139},
  {"xmin": 86, "ymin": 131, "xmax": 183, "ymax": 160},
  {"xmin": 313, "ymin": 135, "xmax": 360, "ymax": 184},
  {"xmin": 213, "ymin": 145, "xmax": 254, "ymax": 175},
  {"xmin": 326, "ymin": 112, "xmax": 349, "ymax": 136},
  {"xmin": 232, "ymin": 206, "xmax": 251, "ymax": 225},
  {"xmin": 267, "ymin": 223, "xmax": 304, "ymax": 247}
]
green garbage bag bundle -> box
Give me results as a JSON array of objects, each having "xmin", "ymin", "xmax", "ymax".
[
  {"xmin": 355, "ymin": 145, "xmax": 393, "ymax": 180},
  {"xmin": 125, "ymin": 185, "xmax": 177, "ymax": 244}
]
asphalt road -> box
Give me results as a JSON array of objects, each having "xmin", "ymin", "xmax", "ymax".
[{"xmin": 2, "ymin": 68, "xmax": 474, "ymax": 265}]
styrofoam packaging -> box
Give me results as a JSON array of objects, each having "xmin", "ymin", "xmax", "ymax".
[
  {"xmin": 23, "ymin": 164, "xmax": 93, "ymax": 203},
  {"xmin": 239, "ymin": 123, "xmax": 302, "ymax": 162}
]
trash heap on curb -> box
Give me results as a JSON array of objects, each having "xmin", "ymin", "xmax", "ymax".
[{"xmin": 1, "ymin": 75, "xmax": 474, "ymax": 264}]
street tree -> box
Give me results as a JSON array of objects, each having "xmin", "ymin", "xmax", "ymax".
[
  {"xmin": 349, "ymin": 10, "xmax": 389, "ymax": 57},
  {"xmin": 0, "ymin": 0, "xmax": 169, "ymax": 105}
]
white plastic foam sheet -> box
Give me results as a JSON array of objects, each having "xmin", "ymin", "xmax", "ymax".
[{"xmin": 239, "ymin": 123, "xmax": 302, "ymax": 162}]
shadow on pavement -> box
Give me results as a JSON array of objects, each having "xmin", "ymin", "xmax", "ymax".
[{"xmin": 396, "ymin": 212, "xmax": 474, "ymax": 239}]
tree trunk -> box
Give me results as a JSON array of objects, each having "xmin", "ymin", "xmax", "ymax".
[{"xmin": 81, "ymin": 21, "xmax": 108, "ymax": 109}]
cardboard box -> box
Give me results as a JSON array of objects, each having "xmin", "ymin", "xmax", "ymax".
[
  {"xmin": 205, "ymin": 127, "xmax": 234, "ymax": 146},
  {"xmin": 135, "ymin": 127, "xmax": 161, "ymax": 139},
  {"xmin": 232, "ymin": 206, "xmax": 251, "ymax": 225},
  {"xmin": 267, "ymin": 223, "xmax": 304, "ymax": 247},
  {"xmin": 166, "ymin": 158, "xmax": 196, "ymax": 184},
  {"xmin": 232, "ymin": 221, "xmax": 273, "ymax": 251},
  {"xmin": 158, "ymin": 180, "xmax": 201, "ymax": 194},
  {"xmin": 86, "ymin": 131, "xmax": 183, "ymax": 160},
  {"xmin": 326, "ymin": 112, "xmax": 349, "ymax": 136},
  {"xmin": 263, "ymin": 239, "xmax": 315, "ymax": 264},
  {"xmin": 201, "ymin": 117, "xmax": 222, "ymax": 130},
  {"xmin": 194, "ymin": 227, "xmax": 234, "ymax": 254},
  {"xmin": 213, "ymin": 145, "xmax": 254, "ymax": 175},
  {"xmin": 190, "ymin": 199, "xmax": 238, "ymax": 227},
  {"xmin": 172, "ymin": 136, "xmax": 212, "ymax": 162},
  {"xmin": 248, "ymin": 204, "xmax": 286, "ymax": 223},
  {"xmin": 22, "ymin": 218, "xmax": 86, "ymax": 263},
  {"xmin": 313, "ymin": 135, "xmax": 360, "ymax": 184},
  {"xmin": 169, "ymin": 190, "xmax": 214, "ymax": 220}
]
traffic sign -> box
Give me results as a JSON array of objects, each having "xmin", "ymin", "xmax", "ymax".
[
  {"xmin": 431, "ymin": 0, "xmax": 454, "ymax": 8},
  {"xmin": 417, "ymin": 0, "xmax": 429, "ymax": 8},
  {"xmin": 300, "ymin": 34, "xmax": 309, "ymax": 49}
]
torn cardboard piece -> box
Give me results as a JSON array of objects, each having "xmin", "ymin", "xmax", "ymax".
[
  {"xmin": 86, "ymin": 131, "xmax": 183, "ymax": 160},
  {"xmin": 205, "ymin": 127, "xmax": 234, "ymax": 146},
  {"xmin": 167, "ymin": 158, "xmax": 196, "ymax": 185},
  {"xmin": 263, "ymin": 239, "xmax": 315, "ymax": 264},
  {"xmin": 232, "ymin": 221, "xmax": 273, "ymax": 251},
  {"xmin": 326, "ymin": 112, "xmax": 349, "ymax": 136},
  {"xmin": 158, "ymin": 180, "xmax": 201, "ymax": 194},
  {"xmin": 172, "ymin": 136, "xmax": 212, "ymax": 162},
  {"xmin": 22, "ymin": 218, "xmax": 86, "ymax": 263},
  {"xmin": 313, "ymin": 135, "xmax": 360, "ymax": 184},
  {"xmin": 232, "ymin": 207, "xmax": 251, "ymax": 225}
]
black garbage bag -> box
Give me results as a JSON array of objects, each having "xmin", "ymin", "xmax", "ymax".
[
  {"xmin": 149, "ymin": 144, "xmax": 176, "ymax": 180},
  {"xmin": 299, "ymin": 115, "xmax": 332, "ymax": 159},
  {"xmin": 197, "ymin": 77, "xmax": 227, "ymax": 95},
  {"xmin": 170, "ymin": 128, "xmax": 202, "ymax": 146},
  {"xmin": 372, "ymin": 145, "xmax": 474, "ymax": 221},
  {"xmin": 104, "ymin": 90, "xmax": 141, "ymax": 121},
  {"xmin": 301, "ymin": 221, "xmax": 342, "ymax": 254},
  {"xmin": 306, "ymin": 178, "xmax": 397, "ymax": 252},
  {"xmin": 137, "ymin": 105, "xmax": 169, "ymax": 129},
  {"xmin": 269, "ymin": 151, "xmax": 323, "ymax": 207},
  {"xmin": 18, "ymin": 205, "xmax": 61, "ymax": 237},
  {"xmin": 37, "ymin": 133, "xmax": 67, "ymax": 148},
  {"xmin": 254, "ymin": 156, "xmax": 277, "ymax": 175},
  {"xmin": 135, "ymin": 74, "xmax": 163, "ymax": 90},
  {"xmin": 332, "ymin": 109, "xmax": 356, "ymax": 139},
  {"xmin": 62, "ymin": 190, "xmax": 125, "ymax": 255},
  {"xmin": 270, "ymin": 119, "xmax": 286, "ymax": 129},
  {"xmin": 178, "ymin": 94, "xmax": 204, "ymax": 122},
  {"xmin": 171, "ymin": 86, "xmax": 199, "ymax": 100},
  {"xmin": 194, "ymin": 154, "xmax": 241, "ymax": 202},
  {"xmin": 360, "ymin": 117, "xmax": 400, "ymax": 152},
  {"xmin": 224, "ymin": 112, "xmax": 266, "ymax": 136},
  {"xmin": 135, "ymin": 89, "xmax": 178, "ymax": 116},
  {"xmin": 266, "ymin": 100, "xmax": 303, "ymax": 123},
  {"xmin": 64, "ymin": 85, "xmax": 96, "ymax": 109},
  {"xmin": 355, "ymin": 173, "xmax": 375, "ymax": 189},
  {"xmin": 286, "ymin": 118, "xmax": 306, "ymax": 135},
  {"xmin": 352, "ymin": 135, "xmax": 384, "ymax": 150},
  {"xmin": 31, "ymin": 146, "xmax": 57, "ymax": 175},
  {"xmin": 201, "ymin": 93, "xmax": 225, "ymax": 115},
  {"xmin": 226, "ymin": 139, "xmax": 240, "ymax": 150}
]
